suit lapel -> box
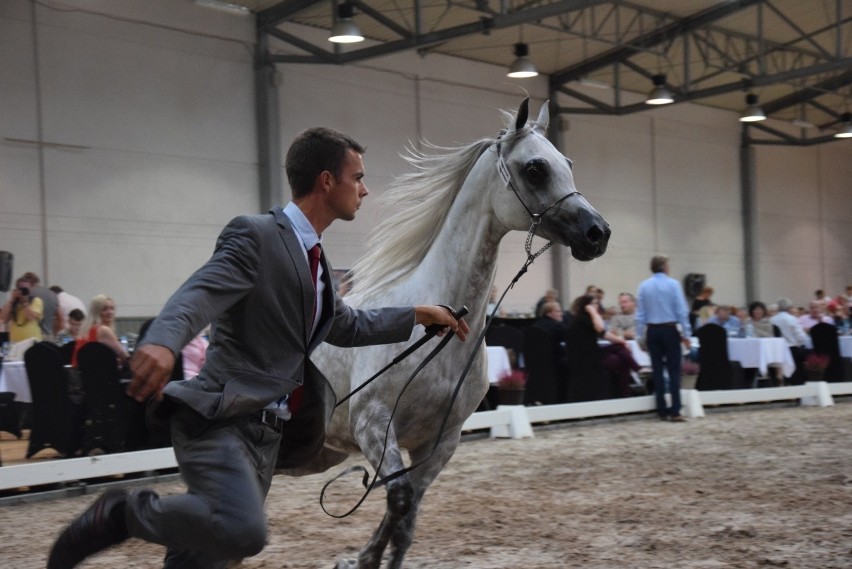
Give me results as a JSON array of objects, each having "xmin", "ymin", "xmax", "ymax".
[{"xmin": 273, "ymin": 209, "xmax": 315, "ymax": 346}]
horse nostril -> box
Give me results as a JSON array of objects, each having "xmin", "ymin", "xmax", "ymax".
[{"xmin": 586, "ymin": 224, "xmax": 605, "ymax": 244}]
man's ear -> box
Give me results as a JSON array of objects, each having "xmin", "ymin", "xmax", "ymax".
[{"xmin": 317, "ymin": 170, "xmax": 334, "ymax": 192}]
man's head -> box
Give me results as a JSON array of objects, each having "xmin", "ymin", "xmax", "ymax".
[
  {"xmin": 67, "ymin": 308, "xmax": 84, "ymax": 336},
  {"xmin": 715, "ymin": 305, "xmax": 731, "ymax": 322},
  {"xmin": 618, "ymin": 292, "xmax": 635, "ymax": 315},
  {"xmin": 542, "ymin": 301, "xmax": 563, "ymax": 322},
  {"xmin": 777, "ymin": 298, "xmax": 793, "ymax": 312},
  {"xmin": 807, "ymin": 300, "xmax": 824, "ymax": 318},
  {"xmin": 285, "ymin": 127, "xmax": 366, "ymax": 200},
  {"xmin": 650, "ymin": 254, "xmax": 669, "ymax": 274}
]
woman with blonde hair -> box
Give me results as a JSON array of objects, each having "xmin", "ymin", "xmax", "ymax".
[{"xmin": 71, "ymin": 294, "xmax": 129, "ymax": 367}]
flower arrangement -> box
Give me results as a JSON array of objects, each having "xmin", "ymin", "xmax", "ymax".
[
  {"xmin": 681, "ymin": 358, "xmax": 700, "ymax": 376},
  {"xmin": 497, "ymin": 369, "xmax": 527, "ymax": 390},
  {"xmin": 804, "ymin": 353, "xmax": 830, "ymax": 373}
]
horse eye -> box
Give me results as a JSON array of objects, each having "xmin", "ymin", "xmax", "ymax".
[{"xmin": 524, "ymin": 160, "xmax": 548, "ymax": 184}]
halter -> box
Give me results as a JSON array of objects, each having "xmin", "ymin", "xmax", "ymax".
[{"xmin": 494, "ymin": 129, "xmax": 581, "ymax": 268}]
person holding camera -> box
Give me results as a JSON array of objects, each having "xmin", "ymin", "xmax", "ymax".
[{"xmin": 0, "ymin": 277, "xmax": 45, "ymax": 343}]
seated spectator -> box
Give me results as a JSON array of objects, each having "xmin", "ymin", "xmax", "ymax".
[
  {"xmin": 695, "ymin": 304, "xmax": 716, "ymax": 331},
  {"xmin": 56, "ymin": 308, "xmax": 85, "ymax": 345},
  {"xmin": 0, "ymin": 276, "xmax": 44, "ymax": 343},
  {"xmin": 690, "ymin": 285, "xmax": 714, "ymax": 332},
  {"xmin": 827, "ymin": 296, "xmax": 849, "ymax": 333},
  {"xmin": 743, "ymin": 301, "xmax": 774, "ymax": 338},
  {"xmin": 735, "ymin": 306, "xmax": 748, "ymax": 324},
  {"xmin": 608, "ymin": 292, "xmax": 637, "ymax": 340},
  {"xmin": 534, "ymin": 288, "xmax": 559, "ymax": 318},
  {"xmin": 770, "ymin": 298, "xmax": 809, "ymax": 385},
  {"xmin": 569, "ymin": 294, "xmax": 640, "ymax": 398},
  {"xmin": 704, "ymin": 304, "xmax": 742, "ymax": 336},
  {"xmin": 71, "ymin": 294, "xmax": 129, "ymax": 368},
  {"xmin": 798, "ymin": 300, "xmax": 833, "ymax": 333},
  {"xmin": 50, "ymin": 285, "xmax": 87, "ymax": 322}
]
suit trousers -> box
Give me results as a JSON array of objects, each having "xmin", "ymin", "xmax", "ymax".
[
  {"xmin": 647, "ymin": 326, "xmax": 683, "ymax": 417},
  {"xmin": 125, "ymin": 404, "xmax": 282, "ymax": 568}
]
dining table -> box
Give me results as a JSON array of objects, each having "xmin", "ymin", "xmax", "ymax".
[
  {"xmin": 486, "ymin": 345, "xmax": 512, "ymax": 384},
  {"xmin": 840, "ymin": 336, "xmax": 852, "ymax": 359},
  {"xmin": 726, "ymin": 337, "xmax": 796, "ymax": 378},
  {"xmin": 0, "ymin": 360, "xmax": 32, "ymax": 403}
]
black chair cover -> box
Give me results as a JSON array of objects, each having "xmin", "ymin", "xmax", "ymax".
[
  {"xmin": 696, "ymin": 324, "xmax": 745, "ymax": 390},
  {"xmin": 58, "ymin": 341, "xmax": 76, "ymax": 365},
  {"xmin": 809, "ymin": 323, "xmax": 850, "ymax": 382},
  {"xmin": 485, "ymin": 325, "xmax": 524, "ymax": 367},
  {"xmin": 563, "ymin": 321, "xmax": 613, "ymax": 402},
  {"xmin": 0, "ymin": 390, "xmax": 22, "ymax": 439},
  {"xmin": 24, "ymin": 342, "xmax": 83, "ymax": 458},
  {"xmin": 522, "ymin": 325, "xmax": 561, "ymax": 405},
  {"xmin": 77, "ymin": 342, "xmax": 130, "ymax": 454}
]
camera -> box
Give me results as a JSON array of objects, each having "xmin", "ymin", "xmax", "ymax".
[{"xmin": 17, "ymin": 286, "xmax": 30, "ymax": 297}]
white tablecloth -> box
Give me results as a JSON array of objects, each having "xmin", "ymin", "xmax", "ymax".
[
  {"xmin": 626, "ymin": 340, "xmax": 651, "ymax": 368},
  {"xmin": 726, "ymin": 337, "xmax": 795, "ymax": 377},
  {"xmin": 486, "ymin": 346, "xmax": 512, "ymax": 384},
  {"xmin": 839, "ymin": 336, "xmax": 852, "ymax": 359},
  {"xmin": 0, "ymin": 360, "xmax": 31, "ymax": 403}
]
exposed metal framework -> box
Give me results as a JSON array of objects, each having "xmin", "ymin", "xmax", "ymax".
[{"xmin": 246, "ymin": 0, "xmax": 852, "ymax": 146}]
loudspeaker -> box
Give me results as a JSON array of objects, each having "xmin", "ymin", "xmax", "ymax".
[
  {"xmin": 683, "ymin": 273, "xmax": 705, "ymax": 298},
  {"xmin": 0, "ymin": 251, "xmax": 12, "ymax": 292}
]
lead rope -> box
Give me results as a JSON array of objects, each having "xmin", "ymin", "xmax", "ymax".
[{"xmin": 320, "ymin": 219, "xmax": 552, "ymax": 518}]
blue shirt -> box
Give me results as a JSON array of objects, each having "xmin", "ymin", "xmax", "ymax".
[
  {"xmin": 635, "ymin": 272, "xmax": 691, "ymax": 339},
  {"xmin": 704, "ymin": 314, "xmax": 742, "ymax": 336}
]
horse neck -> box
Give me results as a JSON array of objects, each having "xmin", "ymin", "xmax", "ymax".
[{"xmin": 413, "ymin": 158, "xmax": 507, "ymax": 325}]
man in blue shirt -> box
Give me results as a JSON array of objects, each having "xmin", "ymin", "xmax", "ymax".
[
  {"xmin": 635, "ymin": 254, "xmax": 692, "ymax": 421},
  {"xmin": 704, "ymin": 305, "xmax": 742, "ymax": 336}
]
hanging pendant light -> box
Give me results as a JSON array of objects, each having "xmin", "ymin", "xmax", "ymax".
[
  {"xmin": 328, "ymin": 2, "xmax": 364, "ymax": 44},
  {"xmin": 507, "ymin": 43, "xmax": 538, "ymax": 78},
  {"xmin": 834, "ymin": 112, "xmax": 852, "ymax": 138},
  {"xmin": 645, "ymin": 74, "xmax": 674, "ymax": 105},
  {"xmin": 739, "ymin": 93, "xmax": 766, "ymax": 122}
]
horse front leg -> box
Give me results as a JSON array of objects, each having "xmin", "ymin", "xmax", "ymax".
[
  {"xmin": 335, "ymin": 407, "xmax": 414, "ymax": 569},
  {"xmin": 385, "ymin": 429, "xmax": 463, "ymax": 569}
]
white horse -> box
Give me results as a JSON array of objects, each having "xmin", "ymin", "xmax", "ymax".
[{"xmin": 305, "ymin": 99, "xmax": 610, "ymax": 568}]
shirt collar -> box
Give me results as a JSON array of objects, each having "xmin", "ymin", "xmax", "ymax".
[{"xmin": 282, "ymin": 202, "xmax": 322, "ymax": 250}]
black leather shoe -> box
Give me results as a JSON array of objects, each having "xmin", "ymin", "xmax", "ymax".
[{"xmin": 47, "ymin": 488, "xmax": 129, "ymax": 569}]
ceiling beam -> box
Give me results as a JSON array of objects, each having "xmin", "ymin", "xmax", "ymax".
[
  {"xmin": 256, "ymin": 0, "xmax": 324, "ymax": 30},
  {"xmin": 549, "ymin": 0, "xmax": 764, "ymax": 87},
  {"xmin": 760, "ymin": 69, "xmax": 852, "ymax": 114}
]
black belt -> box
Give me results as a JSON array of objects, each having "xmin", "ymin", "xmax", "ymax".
[
  {"xmin": 647, "ymin": 322, "xmax": 677, "ymax": 328},
  {"xmin": 251, "ymin": 409, "xmax": 286, "ymax": 432}
]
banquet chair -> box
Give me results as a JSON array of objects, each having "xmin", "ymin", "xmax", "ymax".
[
  {"xmin": 58, "ymin": 340, "xmax": 76, "ymax": 365},
  {"xmin": 696, "ymin": 324, "xmax": 745, "ymax": 390},
  {"xmin": 522, "ymin": 325, "xmax": 560, "ymax": 405},
  {"xmin": 77, "ymin": 341, "xmax": 129, "ymax": 455},
  {"xmin": 563, "ymin": 324, "xmax": 614, "ymax": 402},
  {"xmin": 24, "ymin": 342, "xmax": 84, "ymax": 458},
  {"xmin": 485, "ymin": 324, "xmax": 524, "ymax": 368},
  {"xmin": 809, "ymin": 323, "xmax": 851, "ymax": 382},
  {"xmin": 0, "ymin": 391, "xmax": 22, "ymax": 439}
]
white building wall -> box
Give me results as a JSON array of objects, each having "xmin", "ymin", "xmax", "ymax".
[{"xmin": 1, "ymin": 0, "xmax": 849, "ymax": 320}]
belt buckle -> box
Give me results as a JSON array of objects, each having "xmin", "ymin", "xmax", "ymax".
[{"xmin": 258, "ymin": 410, "xmax": 283, "ymax": 432}]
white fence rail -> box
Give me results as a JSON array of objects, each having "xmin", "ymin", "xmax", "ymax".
[{"xmin": 0, "ymin": 381, "xmax": 846, "ymax": 492}]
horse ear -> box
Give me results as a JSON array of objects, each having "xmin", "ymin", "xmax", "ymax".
[
  {"xmin": 535, "ymin": 100, "xmax": 550, "ymax": 132},
  {"xmin": 514, "ymin": 98, "xmax": 529, "ymax": 132}
]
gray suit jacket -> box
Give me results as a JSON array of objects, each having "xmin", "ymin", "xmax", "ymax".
[{"xmin": 141, "ymin": 208, "xmax": 414, "ymax": 465}]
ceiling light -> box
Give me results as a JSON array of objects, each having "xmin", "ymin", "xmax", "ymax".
[
  {"xmin": 739, "ymin": 93, "xmax": 766, "ymax": 122},
  {"xmin": 645, "ymin": 74, "xmax": 674, "ymax": 105},
  {"xmin": 507, "ymin": 43, "xmax": 538, "ymax": 78},
  {"xmin": 328, "ymin": 2, "xmax": 364, "ymax": 44},
  {"xmin": 834, "ymin": 113, "xmax": 852, "ymax": 138}
]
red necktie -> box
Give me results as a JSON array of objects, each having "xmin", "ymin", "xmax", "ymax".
[{"xmin": 290, "ymin": 244, "xmax": 321, "ymax": 415}]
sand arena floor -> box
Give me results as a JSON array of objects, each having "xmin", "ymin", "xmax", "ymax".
[{"xmin": 1, "ymin": 401, "xmax": 851, "ymax": 568}]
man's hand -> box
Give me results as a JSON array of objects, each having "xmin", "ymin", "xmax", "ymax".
[
  {"xmin": 414, "ymin": 305, "xmax": 470, "ymax": 342},
  {"xmin": 681, "ymin": 336, "xmax": 693, "ymax": 349},
  {"xmin": 128, "ymin": 344, "xmax": 176, "ymax": 402}
]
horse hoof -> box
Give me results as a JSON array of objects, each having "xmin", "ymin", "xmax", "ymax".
[{"xmin": 334, "ymin": 559, "xmax": 358, "ymax": 569}]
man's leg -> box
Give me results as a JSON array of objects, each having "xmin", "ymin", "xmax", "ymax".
[
  {"xmin": 647, "ymin": 327, "xmax": 668, "ymax": 417},
  {"xmin": 126, "ymin": 406, "xmax": 281, "ymax": 564},
  {"xmin": 662, "ymin": 328, "xmax": 683, "ymax": 416}
]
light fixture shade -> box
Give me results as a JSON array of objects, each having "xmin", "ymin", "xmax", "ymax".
[
  {"xmin": 834, "ymin": 112, "xmax": 852, "ymax": 138},
  {"xmin": 507, "ymin": 43, "xmax": 538, "ymax": 78},
  {"xmin": 739, "ymin": 93, "xmax": 766, "ymax": 122},
  {"xmin": 328, "ymin": 2, "xmax": 364, "ymax": 43},
  {"xmin": 645, "ymin": 74, "xmax": 674, "ymax": 105}
]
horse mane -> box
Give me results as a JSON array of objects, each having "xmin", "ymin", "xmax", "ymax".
[{"xmin": 349, "ymin": 111, "xmax": 541, "ymax": 300}]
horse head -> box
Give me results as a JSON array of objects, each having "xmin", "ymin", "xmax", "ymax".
[{"xmin": 490, "ymin": 98, "xmax": 610, "ymax": 261}]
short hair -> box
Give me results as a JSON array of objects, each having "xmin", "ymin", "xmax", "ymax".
[
  {"xmin": 701, "ymin": 286, "xmax": 714, "ymax": 296},
  {"xmin": 285, "ymin": 127, "xmax": 366, "ymax": 199},
  {"xmin": 777, "ymin": 298, "xmax": 792, "ymax": 311},
  {"xmin": 17, "ymin": 271, "xmax": 40, "ymax": 285},
  {"xmin": 68, "ymin": 308, "xmax": 84, "ymax": 322},
  {"xmin": 650, "ymin": 254, "xmax": 668, "ymax": 273},
  {"xmin": 541, "ymin": 301, "xmax": 562, "ymax": 315},
  {"xmin": 618, "ymin": 292, "xmax": 635, "ymax": 301},
  {"xmin": 50, "ymin": 285, "xmax": 63, "ymax": 294},
  {"xmin": 748, "ymin": 301, "xmax": 767, "ymax": 318}
]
